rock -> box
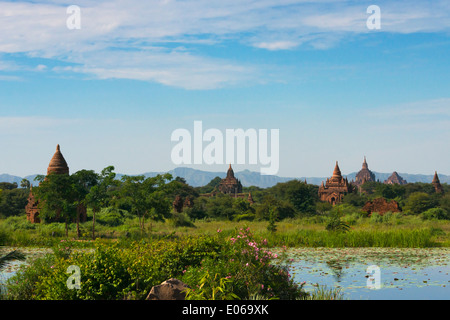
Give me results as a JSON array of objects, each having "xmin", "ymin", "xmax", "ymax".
[{"xmin": 146, "ymin": 278, "xmax": 190, "ymax": 300}]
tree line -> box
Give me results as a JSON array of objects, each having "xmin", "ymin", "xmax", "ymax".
[{"xmin": 0, "ymin": 167, "xmax": 449, "ymax": 237}]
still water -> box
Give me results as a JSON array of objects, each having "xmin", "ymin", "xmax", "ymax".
[{"xmin": 279, "ymin": 247, "xmax": 450, "ymax": 300}]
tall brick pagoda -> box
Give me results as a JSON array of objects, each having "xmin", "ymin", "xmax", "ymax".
[
  {"xmin": 354, "ymin": 156, "xmax": 376, "ymax": 187},
  {"xmin": 432, "ymin": 171, "xmax": 444, "ymax": 194},
  {"xmin": 384, "ymin": 171, "xmax": 407, "ymax": 185},
  {"xmin": 318, "ymin": 161, "xmax": 351, "ymax": 205},
  {"xmin": 47, "ymin": 144, "xmax": 69, "ymax": 175},
  {"xmin": 217, "ymin": 164, "xmax": 243, "ymax": 195}
]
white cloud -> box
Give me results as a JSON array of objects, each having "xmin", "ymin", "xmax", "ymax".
[
  {"xmin": 0, "ymin": 0, "xmax": 449, "ymax": 89},
  {"xmin": 254, "ymin": 41, "xmax": 299, "ymax": 50}
]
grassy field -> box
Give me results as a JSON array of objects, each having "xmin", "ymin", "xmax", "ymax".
[{"xmin": 1, "ymin": 213, "xmax": 449, "ymax": 248}]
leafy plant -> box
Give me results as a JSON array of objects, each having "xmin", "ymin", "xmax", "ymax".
[
  {"xmin": 326, "ymin": 210, "xmax": 350, "ymax": 233},
  {"xmin": 184, "ymin": 272, "xmax": 239, "ymax": 300}
]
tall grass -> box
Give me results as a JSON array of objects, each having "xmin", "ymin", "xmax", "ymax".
[
  {"xmin": 0, "ymin": 214, "xmax": 446, "ymax": 248},
  {"xmin": 303, "ymin": 285, "xmax": 345, "ymax": 300},
  {"xmin": 256, "ymin": 228, "xmax": 438, "ymax": 248}
]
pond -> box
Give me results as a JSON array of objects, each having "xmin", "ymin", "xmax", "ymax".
[
  {"xmin": 0, "ymin": 247, "xmax": 52, "ymax": 293},
  {"xmin": 277, "ymin": 247, "xmax": 450, "ymax": 300}
]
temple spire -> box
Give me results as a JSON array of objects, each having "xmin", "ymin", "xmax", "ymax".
[
  {"xmin": 432, "ymin": 171, "xmax": 444, "ymax": 194},
  {"xmin": 226, "ymin": 163, "xmax": 235, "ymax": 178},
  {"xmin": 47, "ymin": 144, "xmax": 69, "ymax": 175},
  {"xmin": 432, "ymin": 171, "xmax": 440, "ymax": 184},
  {"xmin": 332, "ymin": 161, "xmax": 342, "ymax": 179},
  {"xmin": 362, "ymin": 156, "xmax": 368, "ymax": 169}
]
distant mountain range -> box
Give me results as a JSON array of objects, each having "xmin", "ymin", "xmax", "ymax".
[{"xmin": 1, "ymin": 167, "xmax": 448, "ymax": 189}]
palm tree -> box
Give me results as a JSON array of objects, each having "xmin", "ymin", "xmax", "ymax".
[{"xmin": 0, "ymin": 250, "xmax": 26, "ymax": 270}]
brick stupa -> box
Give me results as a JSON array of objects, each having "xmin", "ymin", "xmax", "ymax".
[
  {"xmin": 318, "ymin": 161, "xmax": 350, "ymax": 205},
  {"xmin": 384, "ymin": 171, "xmax": 407, "ymax": 185},
  {"xmin": 432, "ymin": 171, "xmax": 444, "ymax": 194},
  {"xmin": 26, "ymin": 144, "xmax": 71, "ymax": 223}
]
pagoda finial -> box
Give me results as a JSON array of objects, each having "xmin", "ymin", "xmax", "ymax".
[
  {"xmin": 332, "ymin": 161, "xmax": 342, "ymax": 179},
  {"xmin": 432, "ymin": 171, "xmax": 440, "ymax": 184},
  {"xmin": 362, "ymin": 156, "xmax": 368, "ymax": 169},
  {"xmin": 56, "ymin": 144, "xmax": 60, "ymax": 151}
]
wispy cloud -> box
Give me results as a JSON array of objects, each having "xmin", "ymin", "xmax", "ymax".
[
  {"xmin": 1, "ymin": 0, "xmax": 449, "ymax": 89},
  {"xmin": 367, "ymin": 98, "xmax": 450, "ymax": 118}
]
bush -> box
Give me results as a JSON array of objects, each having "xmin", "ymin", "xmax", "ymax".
[
  {"xmin": 1, "ymin": 216, "xmax": 36, "ymax": 231},
  {"xmin": 169, "ymin": 212, "xmax": 196, "ymax": 227},
  {"xmin": 326, "ymin": 210, "xmax": 350, "ymax": 233},
  {"xmin": 421, "ymin": 208, "xmax": 449, "ymax": 220},
  {"xmin": 97, "ymin": 207, "xmax": 131, "ymax": 227},
  {"xmin": 5, "ymin": 230, "xmax": 307, "ymax": 300},
  {"xmin": 232, "ymin": 213, "xmax": 255, "ymax": 222},
  {"xmin": 182, "ymin": 227, "xmax": 307, "ymax": 300},
  {"xmin": 404, "ymin": 192, "xmax": 436, "ymax": 214}
]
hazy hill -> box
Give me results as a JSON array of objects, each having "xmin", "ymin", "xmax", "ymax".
[{"xmin": 1, "ymin": 168, "xmax": 448, "ymax": 188}]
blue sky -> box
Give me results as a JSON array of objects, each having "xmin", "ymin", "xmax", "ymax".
[{"xmin": 0, "ymin": 0, "xmax": 449, "ymax": 178}]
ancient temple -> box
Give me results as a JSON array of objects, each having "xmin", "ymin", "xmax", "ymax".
[
  {"xmin": 25, "ymin": 144, "xmax": 86, "ymax": 223},
  {"xmin": 318, "ymin": 161, "xmax": 351, "ymax": 205},
  {"xmin": 47, "ymin": 144, "xmax": 69, "ymax": 175},
  {"xmin": 384, "ymin": 171, "xmax": 407, "ymax": 185},
  {"xmin": 217, "ymin": 164, "xmax": 243, "ymax": 195},
  {"xmin": 199, "ymin": 165, "xmax": 253, "ymax": 204},
  {"xmin": 432, "ymin": 171, "xmax": 444, "ymax": 194},
  {"xmin": 354, "ymin": 157, "xmax": 376, "ymax": 187},
  {"xmin": 25, "ymin": 185, "xmax": 40, "ymax": 223}
]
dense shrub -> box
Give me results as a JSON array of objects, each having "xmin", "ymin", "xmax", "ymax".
[
  {"xmin": 169, "ymin": 212, "xmax": 196, "ymax": 227},
  {"xmin": 96, "ymin": 207, "xmax": 132, "ymax": 227},
  {"xmin": 421, "ymin": 208, "xmax": 449, "ymax": 220},
  {"xmin": 404, "ymin": 192, "xmax": 436, "ymax": 214},
  {"xmin": 182, "ymin": 227, "xmax": 306, "ymax": 300},
  {"xmin": 5, "ymin": 229, "xmax": 305, "ymax": 300}
]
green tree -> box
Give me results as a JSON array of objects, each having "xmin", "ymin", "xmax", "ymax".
[
  {"xmin": 0, "ymin": 188, "xmax": 28, "ymax": 218},
  {"xmin": 0, "ymin": 182, "xmax": 18, "ymax": 190},
  {"xmin": 316, "ymin": 201, "xmax": 333, "ymax": 215},
  {"xmin": 20, "ymin": 179, "xmax": 31, "ymax": 189},
  {"xmin": 72, "ymin": 169, "xmax": 99, "ymax": 238},
  {"xmin": 440, "ymin": 193, "xmax": 450, "ymax": 213},
  {"xmin": 85, "ymin": 166, "xmax": 117, "ymax": 239},
  {"xmin": 255, "ymin": 194, "xmax": 295, "ymax": 220},
  {"xmin": 33, "ymin": 173, "xmax": 77, "ymax": 236},
  {"xmin": 269, "ymin": 180, "xmax": 318, "ymax": 216},
  {"xmin": 404, "ymin": 192, "xmax": 436, "ymax": 215},
  {"xmin": 116, "ymin": 174, "xmax": 172, "ymax": 233},
  {"xmin": 196, "ymin": 176, "xmax": 222, "ymax": 194},
  {"xmin": 374, "ymin": 184, "xmax": 405, "ymax": 200},
  {"xmin": 342, "ymin": 192, "xmax": 367, "ymax": 207},
  {"xmin": 204, "ymin": 193, "xmax": 241, "ymax": 220}
]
